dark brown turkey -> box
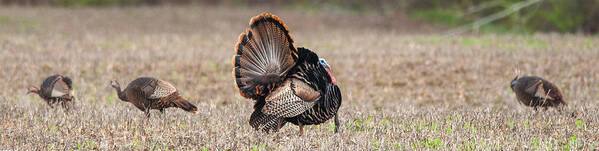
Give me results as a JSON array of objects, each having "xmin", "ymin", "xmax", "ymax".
[
  {"xmin": 510, "ymin": 71, "xmax": 566, "ymax": 110},
  {"xmin": 110, "ymin": 77, "xmax": 198, "ymax": 117},
  {"xmin": 27, "ymin": 74, "xmax": 74, "ymax": 110},
  {"xmin": 233, "ymin": 13, "xmax": 342, "ymax": 135}
]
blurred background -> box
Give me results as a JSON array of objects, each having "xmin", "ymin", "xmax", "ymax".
[
  {"xmin": 2, "ymin": 0, "xmax": 599, "ymax": 149},
  {"xmin": 1, "ymin": 0, "xmax": 598, "ymax": 35}
]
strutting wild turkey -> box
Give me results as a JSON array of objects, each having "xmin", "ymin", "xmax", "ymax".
[
  {"xmin": 110, "ymin": 77, "xmax": 198, "ymax": 117},
  {"xmin": 510, "ymin": 69, "xmax": 566, "ymax": 110},
  {"xmin": 233, "ymin": 13, "xmax": 342, "ymax": 135},
  {"xmin": 27, "ymin": 74, "xmax": 74, "ymax": 110}
]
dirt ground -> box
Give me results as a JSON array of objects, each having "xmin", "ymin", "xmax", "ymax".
[{"xmin": 1, "ymin": 6, "xmax": 598, "ymax": 150}]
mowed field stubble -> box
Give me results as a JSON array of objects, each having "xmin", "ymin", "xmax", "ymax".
[{"xmin": 1, "ymin": 6, "xmax": 599, "ymax": 150}]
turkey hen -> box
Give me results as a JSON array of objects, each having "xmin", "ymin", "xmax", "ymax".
[
  {"xmin": 110, "ymin": 77, "xmax": 198, "ymax": 117},
  {"xmin": 27, "ymin": 74, "xmax": 74, "ymax": 110},
  {"xmin": 510, "ymin": 70, "xmax": 566, "ymax": 110},
  {"xmin": 233, "ymin": 13, "xmax": 342, "ymax": 135}
]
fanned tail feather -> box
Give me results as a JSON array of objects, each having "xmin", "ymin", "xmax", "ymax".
[
  {"xmin": 233, "ymin": 12, "xmax": 298, "ymax": 100},
  {"xmin": 62, "ymin": 76, "xmax": 73, "ymax": 89}
]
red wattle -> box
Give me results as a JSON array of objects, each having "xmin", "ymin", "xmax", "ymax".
[{"xmin": 327, "ymin": 71, "xmax": 337, "ymax": 84}]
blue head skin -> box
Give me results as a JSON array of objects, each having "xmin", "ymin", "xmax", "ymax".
[
  {"xmin": 510, "ymin": 68, "xmax": 521, "ymax": 91},
  {"xmin": 319, "ymin": 58, "xmax": 336, "ymax": 84},
  {"xmin": 510, "ymin": 75, "xmax": 519, "ymax": 90},
  {"xmin": 319, "ymin": 58, "xmax": 330, "ymax": 71}
]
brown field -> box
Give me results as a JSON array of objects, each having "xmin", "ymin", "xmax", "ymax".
[{"xmin": 1, "ymin": 6, "xmax": 599, "ymax": 150}]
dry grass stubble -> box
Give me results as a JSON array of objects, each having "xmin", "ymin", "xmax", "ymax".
[{"xmin": 0, "ymin": 6, "xmax": 598, "ymax": 150}]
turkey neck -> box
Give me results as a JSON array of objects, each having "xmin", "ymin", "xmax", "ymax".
[{"xmin": 113, "ymin": 86, "xmax": 128, "ymax": 102}]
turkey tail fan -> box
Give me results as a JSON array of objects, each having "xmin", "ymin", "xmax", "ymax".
[
  {"xmin": 62, "ymin": 76, "xmax": 74, "ymax": 96},
  {"xmin": 172, "ymin": 99, "xmax": 198, "ymax": 114},
  {"xmin": 41, "ymin": 75, "xmax": 63, "ymax": 98},
  {"xmin": 233, "ymin": 12, "xmax": 299, "ymax": 100},
  {"xmin": 62, "ymin": 76, "xmax": 73, "ymax": 89}
]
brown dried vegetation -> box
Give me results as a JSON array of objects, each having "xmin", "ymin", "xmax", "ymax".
[{"xmin": 0, "ymin": 6, "xmax": 598, "ymax": 150}]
